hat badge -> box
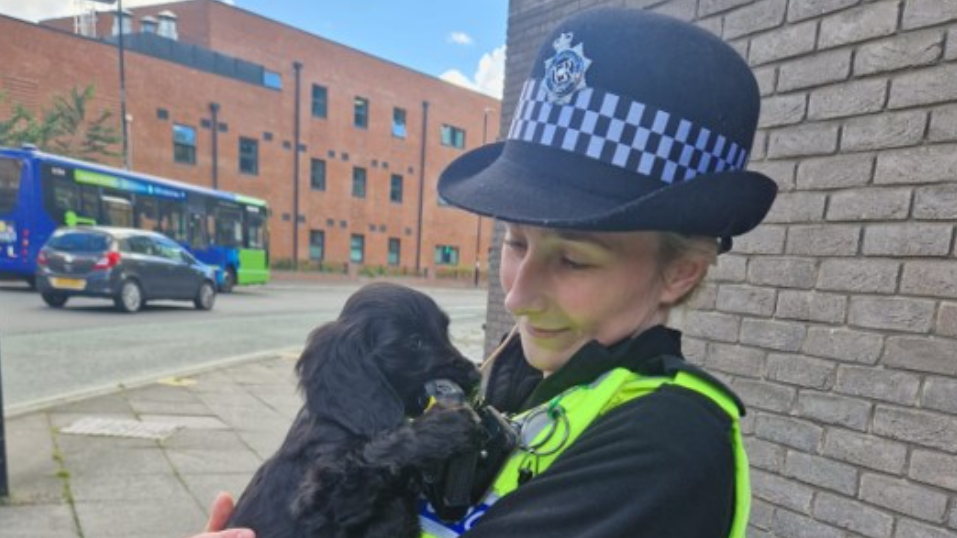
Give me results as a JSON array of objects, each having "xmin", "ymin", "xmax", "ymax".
[{"xmin": 543, "ymin": 32, "xmax": 592, "ymax": 105}]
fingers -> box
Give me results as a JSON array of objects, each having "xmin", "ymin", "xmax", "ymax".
[
  {"xmin": 205, "ymin": 492, "xmax": 236, "ymax": 532},
  {"xmin": 191, "ymin": 531, "xmax": 254, "ymax": 538},
  {"xmin": 199, "ymin": 492, "xmax": 254, "ymax": 538}
]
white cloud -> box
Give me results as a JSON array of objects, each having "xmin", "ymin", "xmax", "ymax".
[
  {"xmin": 440, "ymin": 44, "xmax": 506, "ymax": 100},
  {"xmin": 0, "ymin": 0, "xmax": 233, "ymax": 22},
  {"xmin": 447, "ymin": 31, "xmax": 473, "ymax": 46}
]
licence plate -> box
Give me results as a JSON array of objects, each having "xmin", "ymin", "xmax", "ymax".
[{"xmin": 50, "ymin": 277, "xmax": 86, "ymax": 290}]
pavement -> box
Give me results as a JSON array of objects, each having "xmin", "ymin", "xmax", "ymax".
[{"xmin": 0, "ymin": 315, "xmax": 487, "ymax": 538}]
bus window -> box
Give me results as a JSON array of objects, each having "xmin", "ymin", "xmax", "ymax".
[
  {"xmin": 0, "ymin": 158, "xmax": 22, "ymax": 214},
  {"xmin": 136, "ymin": 196, "xmax": 161, "ymax": 232},
  {"xmin": 79, "ymin": 184, "xmax": 101, "ymax": 223},
  {"xmin": 102, "ymin": 195, "xmax": 133, "ymax": 227},
  {"xmin": 188, "ymin": 212, "xmax": 207, "ymax": 249},
  {"xmin": 245, "ymin": 205, "xmax": 266, "ymax": 249},
  {"xmin": 43, "ymin": 175, "xmax": 79, "ymax": 225},
  {"xmin": 213, "ymin": 202, "xmax": 243, "ymax": 247},
  {"xmin": 158, "ymin": 199, "xmax": 187, "ymax": 242}
]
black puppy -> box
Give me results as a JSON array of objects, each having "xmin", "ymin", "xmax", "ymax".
[{"xmin": 227, "ymin": 282, "xmax": 481, "ymax": 538}]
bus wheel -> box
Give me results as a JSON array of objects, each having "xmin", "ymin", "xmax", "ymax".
[
  {"xmin": 220, "ymin": 268, "xmax": 236, "ymax": 293},
  {"xmin": 194, "ymin": 281, "xmax": 216, "ymax": 311},
  {"xmin": 25, "ymin": 275, "xmax": 37, "ymax": 290},
  {"xmin": 115, "ymin": 279, "xmax": 144, "ymax": 313},
  {"xmin": 42, "ymin": 293, "xmax": 68, "ymax": 308}
]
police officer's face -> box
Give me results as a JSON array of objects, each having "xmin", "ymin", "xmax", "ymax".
[{"xmin": 500, "ymin": 224, "xmax": 699, "ymax": 375}]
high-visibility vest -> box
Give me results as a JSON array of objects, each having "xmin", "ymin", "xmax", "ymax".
[{"xmin": 420, "ymin": 367, "xmax": 751, "ymax": 538}]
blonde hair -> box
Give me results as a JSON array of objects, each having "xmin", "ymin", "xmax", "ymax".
[{"xmin": 656, "ymin": 232, "xmax": 719, "ymax": 307}]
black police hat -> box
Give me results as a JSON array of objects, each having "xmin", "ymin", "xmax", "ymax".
[{"xmin": 438, "ymin": 8, "xmax": 777, "ymax": 242}]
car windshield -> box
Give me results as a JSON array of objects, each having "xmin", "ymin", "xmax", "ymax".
[{"xmin": 47, "ymin": 232, "xmax": 110, "ymax": 252}]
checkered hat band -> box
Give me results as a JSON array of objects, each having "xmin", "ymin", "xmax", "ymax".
[{"xmin": 507, "ymin": 79, "xmax": 749, "ymax": 183}]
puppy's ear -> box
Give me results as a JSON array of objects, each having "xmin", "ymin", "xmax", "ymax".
[{"xmin": 297, "ymin": 322, "xmax": 405, "ymax": 438}]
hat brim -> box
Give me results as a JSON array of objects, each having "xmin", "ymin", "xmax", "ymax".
[{"xmin": 438, "ymin": 141, "xmax": 778, "ymax": 237}]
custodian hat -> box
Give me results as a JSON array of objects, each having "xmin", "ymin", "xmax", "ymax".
[{"xmin": 438, "ymin": 8, "xmax": 777, "ymax": 245}]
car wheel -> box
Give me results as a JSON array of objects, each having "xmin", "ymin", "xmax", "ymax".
[
  {"xmin": 194, "ymin": 281, "xmax": 216, "ymax": 311},
  {"xmin": 219, "ymin": 267, "xmax": 236, "ymax": 294},
  {"xmin": 115, "ymin": 279, "xmax": 143, "ymax": 313},
  {"xmin": 42, "ymin": 293, "xmax": 68, "ymax": 308}
]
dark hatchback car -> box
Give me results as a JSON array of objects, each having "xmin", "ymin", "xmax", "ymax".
[{"xmin": 36, "ymin": 227, "xmax": 217, "ymax": 313}]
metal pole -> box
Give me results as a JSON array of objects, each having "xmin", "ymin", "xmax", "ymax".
[
  {"xmin": 473, "ymin": 108, "xmax": 492, "ymax": 287},
  {"xmin": 117, "ymin": 0, "xmax": 130, "ymax": 169},
  {"xmin": 210, "ymin": 102, "xmax": 219, "ymax": 190},
  {"xmin": 415, "ymin": 101, "xmax": 429, "ymax": 275},
  {"xmin": 292, "ymin": 62, "xmax": 303, "ymax": 270}
]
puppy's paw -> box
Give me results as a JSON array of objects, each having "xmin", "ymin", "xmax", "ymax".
[{"xmin": 414, "ymin": 405, "xmax": 482, "ymax": 455}]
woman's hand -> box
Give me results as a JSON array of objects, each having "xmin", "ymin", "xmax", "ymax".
[{"xmin": 189, "ymin": 492, "xmax": 254, "ymax": 538}]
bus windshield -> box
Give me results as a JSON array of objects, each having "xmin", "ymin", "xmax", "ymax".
[
  {"xmin": 245, "ymin": 205, "xmax": 267, "ymax": 249},
  {"xmin": 0, "ymin": 157, "xmax": 22, "ymax": 214}
]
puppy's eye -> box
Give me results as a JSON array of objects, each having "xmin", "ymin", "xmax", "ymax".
[{"xmin": 409, "ymin": 336, "xmax": 425, "ymax": 350}]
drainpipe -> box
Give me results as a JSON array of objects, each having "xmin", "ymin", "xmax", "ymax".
[
  {"xmin": 292, "ymin": 61, "xmax": 303, "ymax": 269},
  {"xmin": 209, "ymin": 102, "xmax": 219, "ymax": 190},
  {"xmin": 415, "ymin": 100, "xmax": 429, "ymax": 275}
]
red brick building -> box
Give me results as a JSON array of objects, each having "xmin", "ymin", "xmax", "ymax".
[{"xmin": 1, "ymin": 0, "xmax": 499, "ymax": 275}]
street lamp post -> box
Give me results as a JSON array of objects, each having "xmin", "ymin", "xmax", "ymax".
[
  {"xmin": 90, "ymin": 0, "xmax": 130, "ymax": 169},
  {"xmin": 117, "ymin": 0, "xmax": 130, "ymax": 169},
  {"xmin": 473, "ymin": 107, "xmax": 494, "ymax": 288}
]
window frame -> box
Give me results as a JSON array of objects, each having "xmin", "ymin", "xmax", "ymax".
[
  {"xmin": 351, "ymin": 166, "xmax": 367, "ymax": 198},
  {"xmin": 263, "ymin": 70, "xmax": 283, "ymax": 90},
  {"xmin": 310, "ymin": 158, "xmax": 326, "ymax": 191},
  {"xmin": 440, "ymin": 124, "xmax": 466, "ymax": 149},
  {"xmin": 239, "ymin": 136, "xmax": 259, "ymax": 176},
  {"xmin": 353, "ymin": 96, "xmax": 369, "ymax": 129},
  {"xmin": 434, "ymin": 244, "xmax": 460, "ymax": 266},
  {"xmin": 387, "ymin": 237, "xmax": 400, "ymax": 266},
  {"xmin": 350, "ymin": 233, "xmax": 365, "ymax": 264},
  {"xmin": 389, "ymin": 174, "xmax": 403, "ymax": 203},
  {"xmin": 311, "ymin": 84, "xmax": 328, "ymax": 118},
  {"xmin": 173, "ymin": 123, "xmax": 197, "ymax": 165},
  {"xmin": 309, "ymin": 229, "xmax": 325, "ymax": 261},
  {"xmin": 392, "ymin": 107, "xmax": 407, "ymax": 138}
]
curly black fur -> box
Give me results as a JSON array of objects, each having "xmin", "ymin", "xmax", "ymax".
[{"xmin": 226, "ymin": 282, "xmax": 481, "ymax": 538}]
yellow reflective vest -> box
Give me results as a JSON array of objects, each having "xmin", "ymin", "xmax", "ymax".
[{"xmin": 419, "ymin": 367, "xmax": 750, "ymax": 538}]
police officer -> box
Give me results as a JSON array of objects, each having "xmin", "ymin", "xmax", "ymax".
[{"xmin": 196, "ymin": 7, "xmax": 776, "ymax": 538}]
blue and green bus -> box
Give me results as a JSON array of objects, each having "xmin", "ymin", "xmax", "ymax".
[{"xmin": 0, "ymin": 145, "xmax": 269, "ymax": 291}]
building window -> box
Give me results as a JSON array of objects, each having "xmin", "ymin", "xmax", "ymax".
[
  {"xmin": 312, "ymin": 84, "xmax": 327, "ymax": 118},
  {"xmin": 350, "ymin": 234, "xmax": 365, "ymax": 263},
  {"xmin": 173, "ymin": 124, "xmax": 196, "ymax": 164},
  {"xmin": 354, "ymin": 96, "xmax": 369, "ymax": 129},
  {"xmin": 434, "ymin": 245, "xmax": 459, "ymax": 265},
  {"xmin": 310, "ymin": 158, "xmax": 326, "ymax": 191},
  {"xmin": 239, "ymin": 137, "xmax": 259, "ymax": 175},
  {"xmin": 352, "ymin": 166, "xmax": 366, "ymax": 198},
  {"xmin": 441, "ymin": 124, "xmax": 466, "ymax": 149},
  {"xmin": 388, "ymin": 238, "xmax": 400, "ymax": 266},
  {"xmin": 309, "ymin": 230, "xmax": 324, "ymax": 261},
  {"xmin": 263, "ymin": 70, "xmax": 282, "ymax": 90},
  {"xmin": 392, "ymin": 107, "xmax": 407, "ymax": 138},
  {"xmin": 389, "ymin": 174, "xmax": 403, "ymax": 203}
]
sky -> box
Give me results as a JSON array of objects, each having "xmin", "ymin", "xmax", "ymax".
[{"xmin": 0, "ymin": 0, "xmax": 509, "ymax": 98}]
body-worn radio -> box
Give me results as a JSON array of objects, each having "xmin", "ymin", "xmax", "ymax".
[{"xmin": 421, "ymin": 379, "xmax": 519, "ymax": 523}]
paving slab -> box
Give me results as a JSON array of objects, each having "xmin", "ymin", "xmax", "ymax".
[{"xmin": 0, "ymin": 504, "xmax": 78, "ymax": 538}]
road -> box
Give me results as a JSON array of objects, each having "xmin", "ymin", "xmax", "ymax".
[{"xmin": 0, "ymin": 280, "xmax": 488, "ymax": 416}]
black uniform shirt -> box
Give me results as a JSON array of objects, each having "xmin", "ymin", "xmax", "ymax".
[{"xmin": 465, "ymin": 326, "xmax": 741, "ymax": 538}]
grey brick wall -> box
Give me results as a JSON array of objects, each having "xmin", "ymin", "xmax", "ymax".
[{"xmin": 489, "ymin": 1, "xmax": 957, "ymax": 536}]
